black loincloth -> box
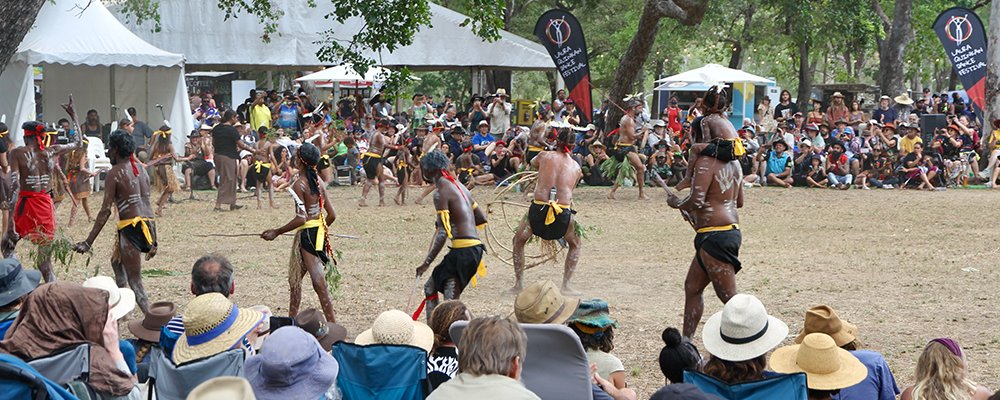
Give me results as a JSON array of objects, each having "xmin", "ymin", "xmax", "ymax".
[{"xmin": 694, "ymin": 229, "xmax": 742, "ymax": 274}]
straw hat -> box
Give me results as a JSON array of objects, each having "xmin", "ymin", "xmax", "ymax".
[
  {"xmin": 494, "ymin": 88, "xmax": 508, "ymax": 97},
  {"xmin": 245, "ymin": 326, "xmax": 339, "ymax": 399},
  {"xmin": 187, "ymin": 377, "xmax": 256, "ymax": 400},
  {"xmin": 355, "ymin": 310, "xmax": 434, "ymax": 352},
  {"xmin": 831, "ymin": 92, "xmax": 845, "ymax": 98},
  {"xmin": 794, "ymin": 305, "xmax": 857, "ymax": 347},
  {"xmin": 173, "ymin": 293, "xmax": 265, "ymax": 365},
  {"xmin": 702, "ymin": 294, "xmax": 788, "ymax": 362},
  {"xmin": 295, "ymin": 308, "xmax": 348, "ymax": 352},
  {"xmin": 82, "ymin": 276, "xmax": 136, "ymax": 321},
  {"xmin": 769, "ymin": 333, "xmax": 867, "ymax": 390},
  {"xmin": 128, "ymin": 301, "xmax": 177, "ymax": 342},
  {"xmin": 514, "ymin": 280, "xmax": 580, "ymax": 325},
  {"xmin": 894, "ymin": 93, "xmax": 914, "ymax": 105}
]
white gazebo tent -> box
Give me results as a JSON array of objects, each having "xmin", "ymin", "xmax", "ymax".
[
  {"xmin": 654, "ymin": 64, "xmax": 775, "ymax": 126},
  {"xmin": 295, "ymin": 65, "xmax": 391, "ymax": 88},
  {"xmin": 0, "ymin": 0, "xmax": 192, "ymax": 152}
]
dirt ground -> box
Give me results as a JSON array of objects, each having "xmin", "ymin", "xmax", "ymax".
[{"xmin": 34, "ymin": 184, "xmax": 1000, "ymax": 396}]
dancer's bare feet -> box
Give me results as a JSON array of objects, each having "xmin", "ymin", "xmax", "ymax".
[
  {"xmin": 561, "ymin": 284, "xmax": 583, "ymax": 296},
  {"xmin": 358, "ymin": 199, "xmax": 368, "ymax": 207},
  {"xmin": 504, "ymin": 284, "xmax": 523, "ymax": 295}
]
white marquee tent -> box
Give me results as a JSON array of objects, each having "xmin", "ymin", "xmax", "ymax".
[
  {"xmin": 0, "ymin": 0, "xmax": 192, "ymax": 151},
  {"xmin": 115, "ymin": 0, "xmax": 555, "ymax": 72},
  {"xmin": 654, "ymin": 63, "xmax": 775, "ymax": 87}
]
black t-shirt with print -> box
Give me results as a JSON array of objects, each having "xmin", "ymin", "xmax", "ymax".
[{"xmin": 427, "ymin": 346, "xmax": 458, "ymax": 391}]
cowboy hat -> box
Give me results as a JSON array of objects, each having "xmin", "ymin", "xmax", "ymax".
[
  {"xmin": 494, "ymin": 88, "xmax": 508, "ymax": 97},
  {"xmin": 653, "ymin": 120, "xmax": 667, "ymax": 128},
  {"xmin": 199, "ymin": 123, "xmax": 214, "ymax": 130},
  {"xmin": 187, "ymin": 377, "xmax": 257, "ymax": 400},
  {"xmin": 831, "ymin": 92, "xmax": 845, "ymax": 98},
  {"xmin": 769, "ymin": 333, "xmax": 866, "ymax": 390},
  {"xmin": 128, "ymin": 301, "xmax": 177, "ymax": 342},
  {"xmin": 0, "ymin": 258, "xmax": 40, "ymax": 306},
  {"xmin": 82, "ymin": 276, "xmax": 136, "ymax": 321},
  {"xmin": 294, "ymin": 308, "xmax": 348, "ymax": 352},
  {"xmin": 894, "ymin": 93, "xmax": 914, "ymax": 105},
  {"xmin": 355, "ymin": 310, "xmax": 434, "ymax": 352},
  {"xmin": 245, "ymin": 326, "xmax": 339, "ymax": 399},
  {"xmin": 173, "ymin": 293, "xmax": 265, "ymax": 365},
  {"xmin": 703, "ymin": 294, "xmax": 788, "ymax": 362},
  {"xmin": 514, "ymin": 280, "xmax": 580, "ymax": 325},
  {"xmin": 794, "ymin": 305, "xmax": 858, "ymax": 347}
]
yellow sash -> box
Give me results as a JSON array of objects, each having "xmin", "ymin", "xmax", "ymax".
[
  {"xmin": 363, "ymin": 152, "xmax": 382, "ymax": 159},
  {"xmin": 527, "ymin": 146, "xmax": 544, "ymax": 152},
  {"xmin": 254, "ymin": 161, "xmax": 272, "ymax": 173},
  {"xmin": 116, "ymin": 217, "xmax": 155, "ymax": 245},
  {"xmin": 451, "ymin": 239, "xmax": 487, "ymax": 288},
  {"xmin": 532, "ymin": 200, "xmax": 570, "ymax": 225},
  {"xmin": 437, "ymin": 210, "xmax": 453, "ymax": 239},
  {"xmin": 297, "ymin": 216, "xmax": 326, "ymax": 252},
  {"xmin": 696, "ymin": 224, "xmax": 739, "ymax": 234},
  {"xmin": 728, "ymin": 138, "xmax": 747, "ymax": 157}
]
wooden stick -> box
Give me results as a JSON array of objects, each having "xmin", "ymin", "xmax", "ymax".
[{"xmin": 192, "ymin": 232, "xmax": 359, "ymax": 239}]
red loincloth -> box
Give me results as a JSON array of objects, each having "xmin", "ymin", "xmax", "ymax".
[{"xmin": 14, "ymin": 190, "xmax": 55, "ymax": 243}]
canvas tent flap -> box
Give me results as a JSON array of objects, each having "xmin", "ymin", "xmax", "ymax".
[
  {"xmin": 656, "ymin": 64, "xmax": 774, "ymax": 85},
  {"xmin": 115, "ymin": 0, "xmax": 555, "ymax": 71},
  {"xmin": 15, "ymin": 0, "xmax": 184, "ymax": 67}
]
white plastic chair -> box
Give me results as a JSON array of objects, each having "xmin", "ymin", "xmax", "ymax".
[{"xmin": 86, "ymin": 136, "xmax": 113, "ymax": 192}]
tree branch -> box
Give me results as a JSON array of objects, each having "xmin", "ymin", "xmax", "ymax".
[
  {"xmin": 972, "ymin": 0, "xmax": 991, "ymax": 10},
  {"xmin": 653, "ymin": 0, "xmax": 708, "ymax": 25},
  {"xmin": 870, "ymin": 0, "xmax": 890, "ymax": 31}
]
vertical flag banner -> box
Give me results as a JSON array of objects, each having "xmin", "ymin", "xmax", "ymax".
[
  {"xmin": 534, "ymin": 9, "xmax": 592, "ymax": 122},
  {"xmin": 933, "ymin": 7, "xmax": 987, "ymax": 113}
]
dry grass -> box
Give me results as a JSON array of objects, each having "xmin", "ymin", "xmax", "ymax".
[{"xmin": 35, "ymin": 184, "xmax": 1000, "ymax": 396}]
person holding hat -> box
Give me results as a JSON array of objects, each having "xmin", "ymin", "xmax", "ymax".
[
  {"xmin": 701, "ymin": 293, "xmax": 788, "ymax": 384},
  {"xmin": 246, "ymin": 326, "xmax": 340, "ymax": 400},
  {"xmin": 794, "ymin": 305, "xmax": 899, "ymax": 399},
  {"xmin": 173, "ymin": 293, "xmax": 264, "ymax": 365},
  {"xmin": 5, "ymin": 117, "xmax": 85, "ymax": 281},
  {"xmin": 899, "ymin": 339, "xmax": 993, "ymax": 400},
  {"xmin": 0, "ymin": 282, "xmax": 140, "ymax": 398},
  {"xmin": 872, "ymin": 95, "xmax": 897, "ymax": 125},
  {"xmin": 427, "ymin": 300, "xmax": 472, "ymax": 390},
  {"xmin": 0, "ymin": 258, "xmax": 41, "ymax": 338},
  {"xmin": 427, "ymin": 316, "xmax": 539, "ymax": 400},
  {"xmin": 486, "ymin": 89, "xmax": 512, "ymax": 137},
  {"xmin": 769, "ymin": 333, "xmax": 867, "ymax": 399}
]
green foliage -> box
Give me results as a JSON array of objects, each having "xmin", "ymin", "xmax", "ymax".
[
  {"xmin": 327, "ymin": 249, "xmax": 344, "ymax": 298},
  {"xmin": 142, "ymin": 268, "xmax": 181, "ymax": 277}
]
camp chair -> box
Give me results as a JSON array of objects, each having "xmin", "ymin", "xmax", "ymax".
[
  {"xmin": 450, "ymin": 321, "xmax": 593, "ymax": 400},
  {"xmin": 26, "ymin": 343, "xmax": 91, "ymax": 386},
  {"xmin": 146, "ymin": 347, "xmax": 245, "ymax": 400},
  {"xmin": 332, "ymin": 341, "xmax": 428, "ymax": 400},
  {"xmin": 0, "ymin": 354, "xmax": 78, "ymax": 400},
  {"xmin": 86, "ymin": 136, "xmax": 113, "ymax": 192},
  {"xmin": 683, "ymin": 370, "xmax": 808, "ymax": 400}
]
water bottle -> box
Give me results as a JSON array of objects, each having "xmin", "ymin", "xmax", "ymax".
[{"xmin": 549, "ymin": 187, "xmax": 557, "ymax": 202}]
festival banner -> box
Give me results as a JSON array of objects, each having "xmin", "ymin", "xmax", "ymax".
[
  {"xmin": 534, "ymin": 9, "xmax": 592, "ymax": 122},
  {"xmin": 933, "ymin": 7, "xmax": 987, "ymax": 113}
]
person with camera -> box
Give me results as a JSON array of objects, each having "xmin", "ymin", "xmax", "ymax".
[
  {"xmin": 272, "ymin": 91, "xmax": 303, "ymax": 136},
  {"xmin": 486, "ymin": 89, "xmax": 513, "ymax": 138}
]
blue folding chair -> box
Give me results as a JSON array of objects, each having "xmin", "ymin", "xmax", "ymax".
[
  {"xmin": 332, "ymin": 342, "xmax": 428, "ymax": 400},
  {"xmin": 684, "ymin": 370, "xmax": 808, "ymax": 400},
  {"xmin": 0, "ymin": 354, "xmax": 77, "ymax": 400}
]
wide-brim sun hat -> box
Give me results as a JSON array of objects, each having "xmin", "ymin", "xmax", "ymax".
[
  {"xmin": 894, "ymin": 93, "xmax": 914, "ymax": 105},
  {"xmin": 127, "ymin": 301, "xmax": 177, "ymax": 342},
  {"xmin": 355, "ymin": 310, "xmax": 434, "ymax": 352},
  {"xmin": 795, "ymin": 305, "xmax": 857, "ymax": 347},
  {"xmin": 245, "ymin": 326, "xmax": 339, "ymax": 399},
  {"xmin": 82, "ymin": 276, "xmax": 136, "ymax": 321},
  {"xmin": 173, "ymin": 293, "xmax": 265, "ymax": 365},
  {"xmin": 769, "ymin": 333, "xmax": 867, "ymax": 390},
  {"xmin": 187, "ymin": 377, "xmax": 257, "ymax": 400},
  {"xmin": 0, "ymin": 258, "xmax": 41, "ymax": 306},
  {"xmin": 703, "ymin": 293, "xmax": 788, "ymax": 362},
  {"xmin": 514, "ymin": 280, "xmax": 580, "ymax": 325}
]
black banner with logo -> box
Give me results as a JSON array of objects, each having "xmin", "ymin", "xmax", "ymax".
[
  {"xmin": 534, "ymin": 9, "xmax": 592, "ymax": 122},
  {"xmin": 933, "ymin": 7, "xmax": 987, "ymax": 113}
]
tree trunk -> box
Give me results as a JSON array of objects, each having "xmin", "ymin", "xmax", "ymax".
[
  {"xmin": 949, "ymin": 69, "xmax": 959, "ymax": 91},
  {"xmin": 985, "ymin": 0, "xmax": 1000, "ymax": 135},
  {"xmin": 875, "ymin": 0, "xmax": 913, "ymax": 96},
  {"xmin": 843, "ymin": 51, "xmax": 853, "ymax": 79},
  {"xmin": 0, "ymin": 0, "xmax": 46, "ymax": 76},
  {"xmin": 796, "ymin": 40, "xmax": 813, "ymax": 111},
  {"xmin": 728, "ymin": 43, "xmax": 744, "ymax": 69},
  {"xmin": 605, "ymin": 0, "xmax": 708, "ymax": 130}
]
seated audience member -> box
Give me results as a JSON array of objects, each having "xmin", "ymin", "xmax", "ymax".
[
  {"xmin": 650, "ymin": 384, "xmax": 720, "ymax": 400},
  {"xmin": 355, "ymin": 309, "xmax": 434, "ymax": 352},
  {"xmin": 513, "ymin": 280, "xmax": 637, "ymax": 400},
  {"xmin": 164, "ymin": 255, "xmax": 247, "ymax": 353},
  {"xmin": 0, "ymin": 258, "xmax": 41, "ymax": 338},
  {"xmin": 126, "ymin": 301, "xmax": 176, "ymax": 382},
  {"xmin": 826, "ymin": 141, "xmax": 853, "ymax": 189},
  {"xmin": 584, "ymin": 142, "xmax": 612, "ymax": 186},
  {"xmin": 569, "ymin": 299, "xmax": 628, "ymax": 390},
  {"xmin": 702, "ymin": 293, "xmax": 788, "ymax": 384},
  {"xmin": 428, "ymin": 300, "xmax": 473, "ymax": 391},
  {"xmin": 769, "ymin": 333, "xmax": 867, "ymax": 400},
  {"xmin": 0, "ymin": 282, "xmax": 140, "ymax": 399},
  {"xmin": 246, "ymin": 326, "xmax": 340, "ymax": 400},
  {"xmin": 900, "ymin": 142, "xmax": 940, "ymax": 190},
  {"xmin": 900, "ymin": 338, "xmax": 992, "ymax": 400},
  {"xmin": 172, "ymin": 293, "xmax": 265, "ymax": 365},
  {"xmin": 658, "ymin": 327, "xmax": 702, "ymax": 385},
  {"xmin": 294, "ymin": 308, "xmax": 348, "ymax": 352},
  {"xmin": 427, "ymin": 316, "xmax": 539, "ymax": 400},
  {"xmin": 187, "ymin": 377, "xmax": 257, "ymax": 400},
  {"xmin": 83, "ymin": 276, "xmax": 139, "ymax": 375},
  {"xmin": 796, "ymin": 305, "xmax": 899, "ymax": 400},
  {"xmin": 758, "ymin": 140, "xmax": 793, "ymax": 188}
]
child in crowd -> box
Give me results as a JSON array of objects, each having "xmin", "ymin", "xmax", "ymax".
[{"xmin": 568, "ymin": 299, "xmax": 627, "ymax": 390}]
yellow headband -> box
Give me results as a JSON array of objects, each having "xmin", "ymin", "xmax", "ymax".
[
  {"xmin": 0, "ymin": 130, "xmax": 7, "ymax": 138},
  {"xmin": 154, "ymin": 129, "xmax": 171, "ymax": 138}
]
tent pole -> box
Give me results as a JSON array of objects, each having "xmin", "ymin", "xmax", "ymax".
[{"xmin": 266, "ymin": 71, "xmax": 273, "ymax": 90}]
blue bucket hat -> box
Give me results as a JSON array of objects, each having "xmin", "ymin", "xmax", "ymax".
[
  {"xmin": 246, "ymin": 326, "xmax": 339, "ymax": 399},
  {"xmin": 0, "ymin": 258, "xmax": 41, "ymax": 306},
  {"xmin": 567, "ymin": 299, "xmax": 617, "ymax": 329}
]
